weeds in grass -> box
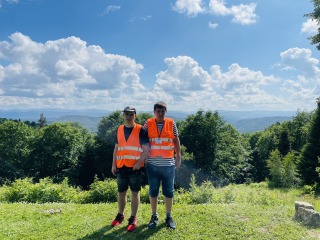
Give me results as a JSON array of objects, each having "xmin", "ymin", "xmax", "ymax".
[
  {"xmin": 0, "ymin": 175, "xmax": 315, "ymax": 208},
  {"xmin": 1, "ymin": 176, "xmax": 320, "ymax": 239}
]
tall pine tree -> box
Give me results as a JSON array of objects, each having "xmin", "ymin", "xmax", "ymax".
[{"xmin": 298, "ymin": 99, "xmax": 320, "ymax": 184}]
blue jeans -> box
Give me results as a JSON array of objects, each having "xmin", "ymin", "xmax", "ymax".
[{"xmin": 146, "ymin": 163, "xmax": 175, "ymax": 198}]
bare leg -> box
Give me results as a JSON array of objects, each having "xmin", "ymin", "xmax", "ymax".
[
  {"xmin": 164, "ymin": 196, "xmax": 173, "ymax": 215},
  {"xmin": 130, "ymin": 191, "xmax": 140, "ymax": 216},
  {"xmin": 149, "ymin": 196, "xmax": 158, "ymax": 214},
  {"xmin": 118, "ymin": 191, "xmax": 127, "ymax": 214}
]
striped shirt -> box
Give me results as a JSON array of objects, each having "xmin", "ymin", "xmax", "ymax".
[{"xmin": 144, "ymin": 119, "xmax": 179, "ymax": 166}]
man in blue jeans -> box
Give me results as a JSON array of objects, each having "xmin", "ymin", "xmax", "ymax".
[{"xmin": 144, "ymin": 101, "xmax": 181, "ymax": 230}]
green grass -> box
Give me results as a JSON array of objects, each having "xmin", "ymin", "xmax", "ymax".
[{"xmin": 1, "ymin": 183, "xmax": 320, "ymax": 239}]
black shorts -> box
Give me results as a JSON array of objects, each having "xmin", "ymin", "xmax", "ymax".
[{"xmin": 116, "ymin": 166, "xmax": 144, "ymax": 193}]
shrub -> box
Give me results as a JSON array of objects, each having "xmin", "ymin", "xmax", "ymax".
[
  {"xmin": 84, "ymin": 177, "xmax": 117, "ymax": 203},
  {"xmin": 140, "ymin": 185, "xmax": 150, "ymax": 204},
  {"xmin": 1, "ymin": 177, "xmax": 83, "ymax": 203},
  {"xmin": 189, "ymin": 174, "xmax": 215, "ymax": 204}
]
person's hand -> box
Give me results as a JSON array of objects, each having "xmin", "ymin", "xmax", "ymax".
[
  {"xmin": 133, "ymin": 161, "xmax": 141, "ymax": 171},
  {"xmin": 111, "ymin": 164, "xmax": 117, "ymax": 176},
  {"xmin": 175, "ymin": 155, "xmax": 181, "ymax": 169}
]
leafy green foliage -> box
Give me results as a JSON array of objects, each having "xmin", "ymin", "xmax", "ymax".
[
  {"xmin": 0, "ymin": 105, "xmax": 317, "ymax": 190},
  {"xmin": 305, "ymin": 0, "xmax": 320, "ymax": 50},
  {"xmin": 278, "ymin": 129, "xmax": 290, "ymax": 156},
  {"xmin": 96, "ymin": 110, "xmax": 123, "ymax": 144},
  {"xmin": 180, "ymin": 109, "xmax": 250, "ymax": 184},
  {"xmin": 94, "ymin": 111, "xmax": 123, "ymax": 180},
  {"xmin": 267, "ymin": 150, "xmax": 300, "ymax": 188},
  {"xmin": 188, "ymin": 174, "xmax": 215, "ymax": 204},
  {"xmin": 30, "ymin": 122, "xmax": 88, "ymax": 182},
  {"xmin": 38, "ymin": 113, "xmax": 47, "ymax": 128},
  {"xmin": 0, "ymin": 183, "xmax": 319, "ymax": 239},
  {"xmin": 0, "ymin": 178, "xmax": 83, "ymax": 203},
  {"xmin": 0, "ymin": 121, "xmax": 35, "ymax": 179},
  {"xmin": 83, "ymin": 177, "xmax": 117, "ymax": 203},
  {"xmin": 283, "ymin": 151, "xmax": 301, "ymax": 187},
  {"xmin": 298, "ymin": 101, "xmax": 320, "ymax": 184},
  {"xmin": 248, "ymin": 116, "xmax": 309, "ymax": 183},
  {"xmin": 267, "ymin": 150, "xmax": 285, "ymax": 187},
  {"xmin": 0, "ymin": 176, "xmax": 307, "ymax": 206},
  {"xmin": 135, "ymin": 112, "xmax": 153, "ymax": 125},
  {"xmin": 180, "ymin": 110, "xmax": 221, "ymax": 170},
  {"xmin": 215, "ymin": 124, "xmax": 251, "ymax": 183},
  {"xmin": 287, "ymin": 110, "xmax": 312, "ymax": 151}
]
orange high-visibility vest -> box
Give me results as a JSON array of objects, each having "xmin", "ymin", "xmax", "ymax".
[
  {"xmin": 116, "ymin": 124, "xmax": 144, "ymax": 168},
  {"xmin": 147, "ymin": 118, "xmax": 175, "ymax": 158}
]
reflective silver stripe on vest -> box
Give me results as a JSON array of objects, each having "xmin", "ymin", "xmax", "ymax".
[
  {"xmin": 150, "ymin": 146, "xmax": 174, "ymax": 150},
  {"xmin": 149, "ymin": 138, "xmax": 173, "ymax": 143},
  {"xmin": 117, "ymin": 146, "xmax": 143, "ymax": 152},
  {"xmin": 116, "ymin": 155, "xmax": 140, "ymax": 160}
]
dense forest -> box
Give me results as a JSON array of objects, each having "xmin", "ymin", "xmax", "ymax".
[{"xmin": 0, "ymin": 101, "xmax": 320, "ymax": 192}]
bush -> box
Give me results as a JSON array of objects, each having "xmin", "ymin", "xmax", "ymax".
[
  {"xmin": 84, "ymin": 177, "xmax": 117, "ymax": 203},
  {"xmin": 189, "ymin": 174, "xmax": 215, "ymax": 204},
  {"xmin": 1, "ymin": 177, "xmax": 83, "ymax": 203},
  {"xmin": 140, "ymin": 185, "xmax": 150, "ymax": 204}
]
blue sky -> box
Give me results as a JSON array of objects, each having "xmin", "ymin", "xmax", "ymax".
[{"xmin": 0, "ymin": 0, "xmax": 319, "ymax": 113}]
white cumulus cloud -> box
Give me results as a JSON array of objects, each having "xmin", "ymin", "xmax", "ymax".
[
  {"xmin": 230, "ymin": 3, "xmax": 257, "ymax": 25},
  {"xmin": 279, "ymin": 47, "xmax": 320, "ymax": 77},
  {"xmin": 0, "ymin": 32, "xmax": 146, "ymax": 109},
  {"xmin": 173, "ymin": 0, "xmax": 205, "ymax": 16},
  {"xmin": 0, "ymin": 33, "xmax": 318, "ymax": 112},
  {"xmin": 209, "ymin": 0, "xmax": 230, "ymax": 16},
  {"xmin": 301, "ymin": 19, "xmax": 319, "ymax": 34},
  {"xmin": 173, "ymin": 0, "xmax": 258, "ymax": 26}
]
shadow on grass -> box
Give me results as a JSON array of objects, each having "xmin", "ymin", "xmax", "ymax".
[{"xmin": 77, "ymin": 222, "xmax": 166, "ymax": 240}]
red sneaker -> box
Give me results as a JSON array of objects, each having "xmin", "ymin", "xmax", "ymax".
[
  {"xmin": 111, "ymin": 213, "xmax": 124, "ymax": 227},
  {"xmin": 126, "ymin": 216, "xmax": 137, "ymax": 232}
]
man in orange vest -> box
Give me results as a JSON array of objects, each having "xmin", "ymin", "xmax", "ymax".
[
  {"xmin": 144, "ymin": 101, "xmax": 181, "ymax": 230},
  {"xmin": 111, "ymin": 106, "xmax": 149, "ymax": 232}
]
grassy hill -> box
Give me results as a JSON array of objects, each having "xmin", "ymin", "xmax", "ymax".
[{"xmin": 1, "ymin": 183, "xmax": 320, "ymax": 239}]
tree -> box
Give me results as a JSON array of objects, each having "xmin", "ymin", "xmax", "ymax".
[
  {"xmin": 215, "ymin": 124, "xmax": 251, "ymax": 184},
  {"xmin": 283, "ymin": 151, "xmax": 300, "ymax": 187},
  {"xmin": 287, "ymin": 110, "xmax": 312, "ymax": 151},
  {"xmin": 267, "ymin": 149, "xmax": 300, "ymax": 188},
  {"xmin": 0, "ymin": 120, "xmax": 35, "ymax": 177},
  {"xmin": 73, "ymin": 129, "xmax": 96, "ymax": 188},
  {"xmin": 267, "ymin": 149, "xmax": 285, "ymax": 187},
  {"xmin": 30, "ymin": 122, "xmax": 87, "ymax": 182},
  {"xmin": 180, "ymin": 109, "xmax": 250, "ymax": 184},
  {"xmin": 278, "ymin": 128, "xmax": 290, "ymax": 157},
  {"xmin": 38, "ymin": 113, "xmax": 47, "ymax": 128},
  {"xmin": 97, "ymin": 110, "xmax": 123, "ymax": 144},
  {"xmin": 94, "ymin": 111, "xmax": 124, "ymax": 179},
  {"xmin": 255, "ymin": 128, "xmax": 277, "ymax": 180},
  {"xmin": 136, "ymin": 112, "xmax": 153, "ymax": 125},
  {"xmin": 305, "ymin": 0, "xmax": 320, "ymax": 50},
  {"xmin": 247, "ymin": 131, "xmax": 267, "ymax": 182},
  {"xmin": 180, "ymin": 110, "xmax": 221, "ymax": 171},
  {"xmin": 298, "ymin": 100, "xmax": 320, "ymax": 184}
]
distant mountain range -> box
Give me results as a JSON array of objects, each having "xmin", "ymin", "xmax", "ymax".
[{"xmin": 0, "ymin": 109, "xmax": 297, "ymax": 133}]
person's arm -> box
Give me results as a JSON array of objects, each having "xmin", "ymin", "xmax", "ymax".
[
  {"xmin": 111, "ymin": 144, "xmax": 118, "ymax": 176},
  {"xmin": 133, "ymin": 144, "xmax": 149, "ymax": 170},
  {"xmin": 133, "ymin": 126, "xmax": 150, "ymax": 171},
  {"xmin": 173, "ymin": 136, "xmax": 181, "ymax": 168}
]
